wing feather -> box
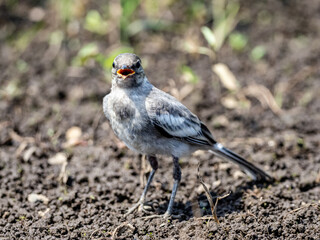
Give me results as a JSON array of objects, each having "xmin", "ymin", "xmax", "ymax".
[{"xmin": 146, "ymin": 89, "xmax": 216, "ymax": 146}]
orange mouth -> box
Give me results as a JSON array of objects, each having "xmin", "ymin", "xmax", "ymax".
[{"xmin": 117, "ymin": 69, "xmax": 135, "ymax": 77}]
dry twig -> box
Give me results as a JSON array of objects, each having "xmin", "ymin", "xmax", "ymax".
[
  {"xmin": 197, "ymin": 163, "xmax": 230, "ymax": 223},
  {"xmin": 9, "ymin": 130, "xmax": 35, "ymax": 143},
  {"xmin": 243, "ymin": 84, "xmax": 282, "ymax": 115},
  {"xmin": 111, "ymin": 222, "xmax": 135, "ymax": 239},
  {"xmin": 89, "ymin": 228, "xmax": 109, "ymax": 239},
  {"xmin": 288, "ymin": 203, "xmax": 319, "ymax": 214}
]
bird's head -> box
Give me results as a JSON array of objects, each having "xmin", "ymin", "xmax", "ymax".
[{"xmin": 112, "ymin": 53, "xmax": 145, "ymax": 88}]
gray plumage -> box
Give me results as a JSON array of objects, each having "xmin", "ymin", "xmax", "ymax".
[{"xmin": 103, "ymin": 53, "xmax": 272, "ymax": 217}]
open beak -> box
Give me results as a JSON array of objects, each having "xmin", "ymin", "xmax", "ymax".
[{"xmin": 117, "ymin": 69, "xmax": 135, "ymax": 78}]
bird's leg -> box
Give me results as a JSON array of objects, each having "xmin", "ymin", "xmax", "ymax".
[
  {"xmin": 142, "ymin": 156, "xmax": 181, "ymax": 220},
  {"xmin": 139, "ymin": 156, "xmax": 158, "ymax": 204},
  {"xmin": 125, "ymin": 155, "xmax": 158, "ymax": 216},
  {"xmin": 163, "ymin": 156, "xmax": 181, "ymax": 218}
]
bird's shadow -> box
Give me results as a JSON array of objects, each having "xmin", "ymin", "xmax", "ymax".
[{"xmin": 146, "ymin": 180, "xmax": 272, "ymax": 222}]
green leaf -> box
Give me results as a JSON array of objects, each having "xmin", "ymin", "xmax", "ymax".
[
  {"xmin": 11, "ymin": 24, "xmax": 41, "ymax": 52},
  {"xmin": 78, "ymin": 43, "xmax": 99, "ymax": 58},
  {"xmin": 120, "ymin": 0, "xmax": 140, "ymax": 42},
  {"xmin": 121, "ymin": 0, "xmax": 140, "ymax": 18},
  {"xmin": 49, "ymin": 30, "xmax": 64, "ymax": 46},
  {"xmin": 72, "ymin": 43, "xmax": 99, "ymax": 66},
  {"xmin": 84, "ymin": 10, "xmax": 108, "ymax": 35},
  {"xmin": 180, "ymin": 65, "xmax": 199, "ymax": 84},
  {"xmin": 201, "ymin": 26, "xmax": 216, "ymax": 48},
  {"xmin": 212, "ymin": 1, "xmax": 240, "ymax": 51},
  {"xmin": 251, "ymin": 45, "xmax": 266, "ymax": 61},
  {"xmin": 58, "ymin": 0, "xmax": 73, "ymax": 23},
  {"xmin": 16, "ymin": 60, "xmax": 29, "ymax": 73},
  {"xmin": 228, "ymin": 32, "xmax": 248, "ymax": 51},
  {"xmin": 0, "ymin": 79, "xmax": 22, "ymax": 100}
]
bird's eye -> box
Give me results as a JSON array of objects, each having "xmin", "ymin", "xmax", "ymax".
[
  {"xmin": 112, "ymin": 62, "xmax": 115, "ymax": 68},
  {"xmin": 135, "ymin": 61, "xmax": 141, "ymax": 68}
]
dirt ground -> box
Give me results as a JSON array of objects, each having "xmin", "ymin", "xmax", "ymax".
[{"xmin": 0, "ymin": 0, "xmax": 320, "ymax": 239}]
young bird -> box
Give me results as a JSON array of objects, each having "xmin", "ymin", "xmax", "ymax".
[{"xmin": 103, "ymin": 53, "xmax": 272, "ymax": 218}]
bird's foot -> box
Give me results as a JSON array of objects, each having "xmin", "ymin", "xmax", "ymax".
[
  {"xmin": 124, "ymin": 201, "xmax": 153, "ymax": 217},
  {"xmin": 140, "ymin": 211, "xmax": 181, "ymax": 220}
]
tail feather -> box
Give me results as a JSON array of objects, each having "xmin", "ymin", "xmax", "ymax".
[{"xmin": 209, "ymin": 143, "xmax": 273, "ymax": 182}]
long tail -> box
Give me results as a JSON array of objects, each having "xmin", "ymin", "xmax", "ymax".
[{"xmin": 209, "ymin": 143, "xmax": 273, "ymax": 182}]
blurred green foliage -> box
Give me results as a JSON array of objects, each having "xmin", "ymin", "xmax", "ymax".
[
  {"xmin": 16, "ymin": 60, "xmax": 29, "ymax": 73},
  {"xmin": 73, "ymin": 43, "xmax": 133, "ymax": 80},
  {"xmin": 9, "ymin": 24, "xmax": 43, "ymax": 52},
  {"xmin": 0, "ymin": 79, "xmax": 22, "ymax": 100},
  {"xmin": 228, "ymin": 32, "xmax": 248, "ymax": 52},
  {"xmin": 84, "ymin": 10, "xmax": 108, "ymax": 35},
  {"xmin": 72, "ymin": 43, "xmax": 100, "ymax": 66},
  {"xmin": 201, "ymin": 0, "xmax": 240, "ymax": 53},
  {"xmin": 49, "ymin": 31, "xmax": 64, "ymax": 46},
  {"xmin": 98, "ymin": 47, "xmax": 134, "ymax": 71},
  {"xmin": 250, "ymin": 45, "xmax": 267, "ymax": 61},
  {"xmin": 120, "ymin": 0, "xmax": 140, "ymax": 42},
  {"xmin": 180, "ymin": 65, "xmax": 199, "ymax": 84},
  {"xmin": 56, "ymin": 0, "xmax": 74, "ymax": 23},
  {"xmin": 1, "ymin": 0, "xmax": 267, "ymax": 84}
]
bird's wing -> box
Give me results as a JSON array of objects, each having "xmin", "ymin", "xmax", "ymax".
[{"xmin": 145, "ymin": 89, "xmax": 216, "ymax": 146}]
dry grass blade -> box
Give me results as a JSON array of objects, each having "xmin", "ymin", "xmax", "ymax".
[
  {"xmin": 285, "ymin": 66, "xmax": 317, "ymax": 92},
  {"xmin": 288, "ymin": 203, "xmax": 320, "ymax": 214},
  {"xmin": 15, "ymin": 141, "xmax": 28, "ymax": 157},
  {"xmin": 243, "ymin": 84, "xmax": 282, "ymax": 114},
  {"xmin": 23, "ymin": 146, "xmax": 37, "ymax": 162},
  {"xmin": 197, "ymin": 163, "xmax": 231, "ymax": 223},
  {"xmin": 58, "ymin": 161, "xmax": 68, "ymax": 184},
  {"xmin": 48, "ymin": 152, "xmax": 69, "ymax": 183},
  {"xmin": 112, "ymin": 222, "xmax": 135, "ymax": 239},
  {"xmin": 89, "ymin": 228, "xmax": 108, "ymax": 239},
  {"xmin": 212, "ymin": 63, "xmax": 240, "ymax": 91},
  {"xmin": 179, "ymin": 84, "xmax": 195, "ymax": 101},
  {"xmin": 197, "ymin": 163, "xmax": 218, "ymax": 223},
  {"xmin": 9, "ymin": 130, "xmax": 35, "ymax": 143}
]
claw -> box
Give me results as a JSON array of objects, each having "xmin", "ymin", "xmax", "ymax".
[
  {"xmin": 124, "ymin": 201, "xmax": 154, "ymax": 216},
  {"xmin": 124, "ymin": 201, "xmax": 143, "ymax": 217},
  {"xmin": 141, "ymin": 212, "xmax": 181, "ymax": 220}
]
